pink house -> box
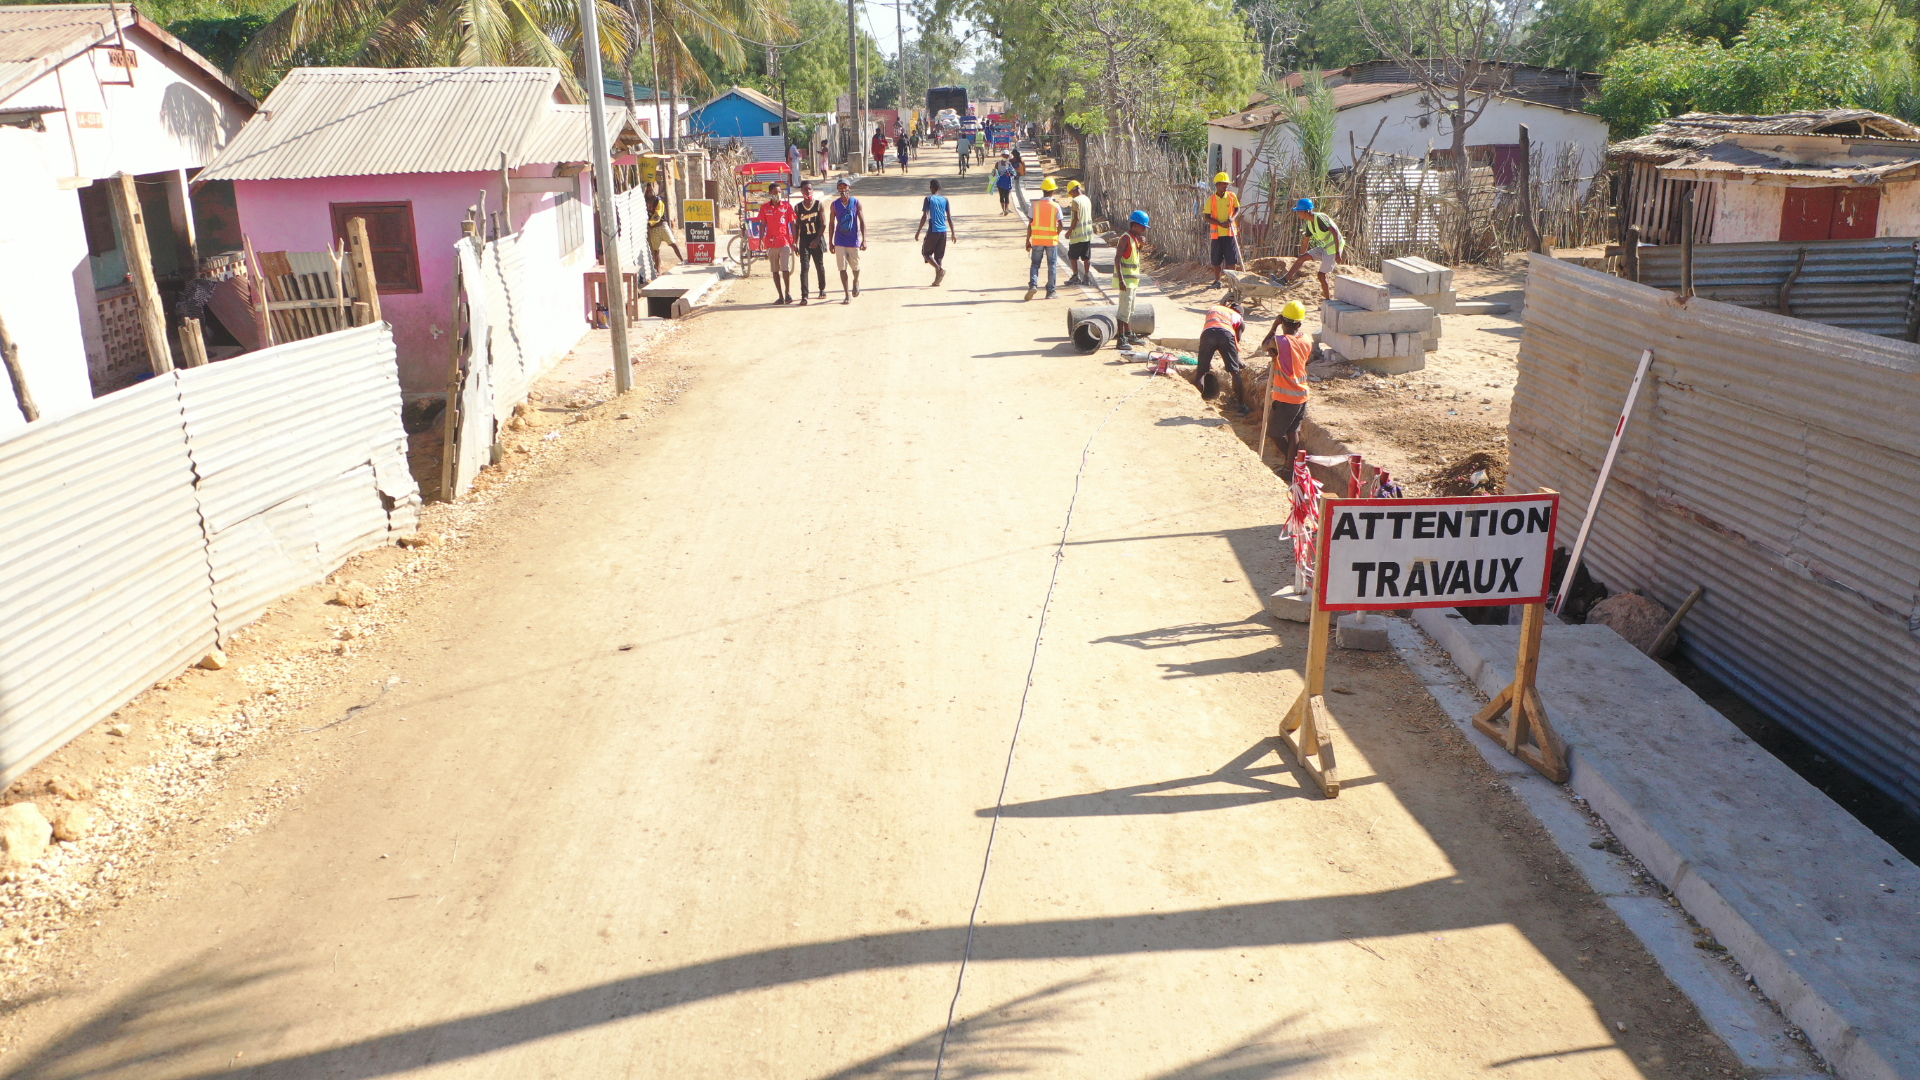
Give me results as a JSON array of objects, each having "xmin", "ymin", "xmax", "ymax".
[{"xmin": 197, "ymin": 67, "xmax": 644, "ymax": 394}]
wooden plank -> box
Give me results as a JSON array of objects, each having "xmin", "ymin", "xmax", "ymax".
[
  {"xmin": 107, "ymin": 173, "xmax": 173, "ymax": 375},
  {"xmin": 346, "ymin": 217, "xmax": 383, "ymax": 325},
  {"xmin": 0, "ymin": 309, "xmax": 40, "ymax": 422}
]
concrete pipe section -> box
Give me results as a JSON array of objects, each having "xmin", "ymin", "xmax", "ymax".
[{"xmin": 1067, "ymin": 303, "xmax": 1155, "ymax": 353}]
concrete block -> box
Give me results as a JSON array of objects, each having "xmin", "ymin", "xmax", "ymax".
[
  {"xmin": 1393, "ymin": 287, "xmax": 1456, "ymax": 314},
  {"xmin": 1455, "ymin": 300, "xmax": 1511, "ymax": 315},
  {"xmin": 1336, "ymin": 612, "xmax": 1392, "ymax": 650},
  {"xmin": 1324, "ymin": 298, "xmax": 1433, "ymax": 335},
  {"xmin": 1266, "ymin": 584, "xmax": 1313, "ymax": 623},
  {"xmin": 1355, "ymin": 348, "xmax": 1425, "ymax": 375},
  {"xmin": 1381, "ymin": 257, "xmax": 1439, "ymax": 296},
  {"xmin": 1333, "ymin": 274, "xmax": 1391, "ymax": 311},
  {"xmin": 1360, "ymin": 334, "xmax": 1381, "ymax": 359},
  {"xmin": 1321, "ymin": 330, "xmax": 1361, "ymax": 361}
]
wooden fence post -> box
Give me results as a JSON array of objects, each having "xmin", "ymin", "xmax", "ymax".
[
  {"xmin": 107, "ymin": 173, "xmax": 174, "ymax": 375},
  {"xmin": 1622, "ymin": 225, "xmax": 1640, "ymax": 282},
  {"xmin": 0, "ymin": 309, "xmax": 40, "ymax": 422},
  {"xmin": 1518, "ymin": 125, "xmax": 1545, "ymax": 255},
  {"xmin": 346, "ymin": 217, "xmax": 383, "ymax": 325},
  {"xmin": 176, "ymin": 317, "xmax": 209, "ymax": 367}
]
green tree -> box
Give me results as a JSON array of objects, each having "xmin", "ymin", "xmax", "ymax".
[
  {"xmin": 1531, "ymin": 0, "xmax": 1909, "ymax": 73},
  {"xmin": 1589, "ymin": 10, "xmax": 1874, "ymax": 134}
]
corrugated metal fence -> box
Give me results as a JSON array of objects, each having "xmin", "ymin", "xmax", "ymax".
[
  {"xmin": 0, "ymin": 323, "xmax": 417, "ymax": 789},
  {"xmin": 1509, "ymin": 257, "xmax": 1920, "ymax": 813},
  {"xmin": 1637, "ymin": 237, "xmax": 1920, "ymax": 340}
]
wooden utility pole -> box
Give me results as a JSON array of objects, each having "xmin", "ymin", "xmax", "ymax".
[
  {"xmin": 346, "ymin": 217, "xmax": 384, "ymax": 324},
  {"xmin": 580, "ymin": 0, "xmax": 633, "ymax": 393},
  {"xmin": 1518, "ymin": 124, "xmax": 1545, "ymax": 255},
  {"xmin": 0, "ymin": 309, "xmax": 40, "ymax": 422},
  {"xmin": 107, "ymin": 173, "xmax": 174, "ymax": 374}
]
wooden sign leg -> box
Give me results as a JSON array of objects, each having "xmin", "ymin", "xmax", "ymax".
[
  {"xmin": 1471, "ymin": 601, "xmax": 1569, "ymax": 782},
  {"xmin": 1280, "ymin": 588, "xmax": 1340, "ymax": 798}
]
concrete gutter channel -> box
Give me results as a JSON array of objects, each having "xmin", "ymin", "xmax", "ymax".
[{"xmin": 1024, "ymin": 147, "xmax": 1918, "ymax": 1080}]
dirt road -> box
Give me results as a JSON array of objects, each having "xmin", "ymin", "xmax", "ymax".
[{"xmin": 0, "ymin": 168, "xmax": 1741, "ymax": 1078}]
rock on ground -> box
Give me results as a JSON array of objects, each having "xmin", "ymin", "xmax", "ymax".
[
  {"xmin": 48, "ymin": 802, "xmax": 96, "ymax": 843},
  {"xmin": 1587, "ymin": 592, "xmax": 1671, "ymax": 655},
  {"xmin": 334, "ymin": 581, "xmax": 377, "ymax": 608},
  {"xmin": 0, "ymin": 803, "xmax": 52, "ymax": 872}
]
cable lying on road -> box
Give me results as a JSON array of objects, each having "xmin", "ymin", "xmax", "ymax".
[{"xmin": 933, "ymin": 382, "xmax": 1152, "ymax": 1079}]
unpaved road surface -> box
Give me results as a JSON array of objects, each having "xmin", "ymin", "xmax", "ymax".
[{"xmin": 0, "ymin": 170, "xmax": 1741, "ymax": 1078}]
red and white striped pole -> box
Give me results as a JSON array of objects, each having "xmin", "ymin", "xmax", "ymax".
[{"xmin": 1555, "ymin": 348, "xmax": 1655, "ymax": 614}]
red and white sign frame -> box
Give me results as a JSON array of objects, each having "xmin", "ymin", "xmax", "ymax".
[{"xmin": 1312, "ymin": 493, "xmax": 1560, "ymax": 612}]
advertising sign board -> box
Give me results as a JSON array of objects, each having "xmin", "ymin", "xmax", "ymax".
[{"xmin": 683, "ymin": 198, "xmax": 715, "ymax": 264}]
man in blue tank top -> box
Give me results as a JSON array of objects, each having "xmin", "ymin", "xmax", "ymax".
[
  {"xmin": 914, "ymin": 179, "xmax": 957, "ymax": 287},
  {"xmin": 828, "ymin": 178, "xmax": 867, "ymax": 304}
]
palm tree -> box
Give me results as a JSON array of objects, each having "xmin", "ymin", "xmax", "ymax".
[
  {"xmin": 628, "ymin": 0, "xmax": 790, "ymax": 146},
  {"xmin": 236, "ymin": 0, "xmax": 637, "ymax": 97}
]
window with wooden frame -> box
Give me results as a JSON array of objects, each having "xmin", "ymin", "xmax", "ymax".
[{"xmin": 330, "ymin": 201, "xmax": 421, "ymax": 293}]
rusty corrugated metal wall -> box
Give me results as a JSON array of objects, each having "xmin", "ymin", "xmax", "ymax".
[
  {"xmin": 0, "ymin": 323, "xmax": 417, "ymax": 789},
  {"xmin": 1510, "ymin": 256, "xmax": 1920, "ymax": 812}
]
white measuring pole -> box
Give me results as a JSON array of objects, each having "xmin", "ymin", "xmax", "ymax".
[{"xmin": 1554, "ymin": 348, "xmax": 1654, "ymax": 614}]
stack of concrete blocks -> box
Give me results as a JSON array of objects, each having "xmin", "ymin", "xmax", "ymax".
[
  {"xmin": 1381, "ymin": 256, "xmax": 1456, "ymax": 315},
  {"xmin": 1319, "ymin": 275, "xmax": 1435, "ymax": 375}
]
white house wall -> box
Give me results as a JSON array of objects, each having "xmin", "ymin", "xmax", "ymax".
[
  {"xmin": 0, "ymin": 22, "xmax": 248, "ymax": 436},
  {"xmin": 1876, "ymin": 181, "xmax": 1920, "ymax": 237},
  {"xmin": 1213, "ymin": 96, "xmax": 1609, "ymax": 204},
  {"xmin": 1710, "ymin": 184, "xmax": 1784, "ymax": 244}
]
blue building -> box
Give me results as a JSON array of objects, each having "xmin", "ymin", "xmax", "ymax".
[{"xmin": 682, "ymin": 85, "xmax": 800, "ymax": 162}]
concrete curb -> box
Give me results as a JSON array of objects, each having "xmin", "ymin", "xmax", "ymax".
[{"xmin": 1409, "ymin": 608, "xmax": 1920, "ymax": 1080}]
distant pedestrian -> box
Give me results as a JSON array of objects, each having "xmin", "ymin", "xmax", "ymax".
[
  {"xmin": 897, "ymin": 136, "xmax": 910, "ymax": 172},
  {"xmin": 915, "ymin": 178, "xmax": 955, "ymax": 286},
  {"xmin": 1202, "ymin": 171, "xmax": 1242, "ymax": 286},
  {"xmin": 1065, "ymin": 179, "xmax": 1094, "ymax": 285},
  {"xmin": 1024, "ymin": 177, "xmax": 1062, "ymax": 301},
  {"xmin": 871, "ymin": 131, "xmax": 889, "ymax": 173},
  {"xmin": 1113, "ymin": 210, "xmax": 1149, "ymax": 345},
  {"xmin": 793, "ymin": 179, "xmax": 827, "ymax": 304},
  {"xmin": 758, "ymin": 182, "xmax": 797, "ymax": 304},
  {"xmin": 1196, "ymin": 298, "xmax": 1249, "ymax": 414},
  {"xmin": 994, "ymin": 157, "xmax": 1014, "ymax": 215},
  {"xmin": 1012, "ymin": 146, "xmax": 1026, "ymax": 176},
  {"xmin": 644, "ymin": 182, "xmax": 684, "ymax": 270},
  {"xmin": 1283, "ymin": 197, "xmax": 1345, "ymax": 300},
  {"xmin": 1263, "ymin": 300, "xmax": 1313, "ymax": 466},
  {"xmin": 828, "ymin": 178, "xmax": 867, "ymax": 303}
]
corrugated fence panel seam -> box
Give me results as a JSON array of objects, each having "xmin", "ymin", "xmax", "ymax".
[{"xmin": 1511, "ymin": 256, "xmax": 1920, "ymax": 815}]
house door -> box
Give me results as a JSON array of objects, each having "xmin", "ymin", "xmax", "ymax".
[
  {"xmin": 1231, "ymin": 147, "xmax": 1243, "ymax": 181},
  {"xmin": 1781, "ymin": 187, "xmax": 1880, "ymax": 241}
]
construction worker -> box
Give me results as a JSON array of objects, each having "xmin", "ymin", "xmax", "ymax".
[
  {"xmin": 1263, "ymin": 300, "xmax": 1313, "ymax": 466},
  {"xmin": 1201, "ymin": 171, "xmax": 1242, "ymax": 286},
  {"xmin": 1025, "ymin": 177, "xmax": 1063, "ymax": 301},
  {"xmin": 1284, "ymin": 197, "xmax": 1345, "ymax": 300},
  {"xmin": 1113, "ymin": 210, "xmax": 1149, "ymax": 345},
  {"xmin": 1065, "ymin": 180, "xmax": 1095, "ymax": 285},
  {"xmin": 1196, "ymin": 297, "xmax": 1249, "ymax": 414}
]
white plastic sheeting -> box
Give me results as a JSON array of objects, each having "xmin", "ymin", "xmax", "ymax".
[
  {"xmin": 1509, "ymin": 256, "xmax": 1920, "ymax": 813},
  {"xmin": 0, "ymin": 323, "xmax": 418, "ymax": 788}
]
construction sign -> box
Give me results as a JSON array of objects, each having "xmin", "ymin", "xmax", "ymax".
[
  {"xmin": 683, "ymin": 198, "xmax": 715, "ymax": 264},
  {"xmin": 1317, "ymin": 494, "xmax": 1559, "ymax": 610}
]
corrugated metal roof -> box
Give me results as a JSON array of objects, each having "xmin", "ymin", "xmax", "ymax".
[
  {"xmin": 1650, "ymin": 132, "xmax": 1920, "ymax": 185},
  {"xmin": 199, "ymin": 67, "xmax": 634, "ymax": 181},
  {"xmin": 0, "ymin": 375, "xmax": 215, "ymax": 791},
  {"xmin": 1509, "ymin": 255, "xmax": 1920, "ymax": 818},
  {"xmin": 0, "ymin": 3, "xmax": 122, "ymax": 101},
  {"xmin": 1612, "ymin": 110, "xmax": 1920, "ymax": 163},
  {"xmin": 516, "ymin": 103, "xmax": 643, "ymax": 166},
  {"xmin": 1209, "ymin": 83, "xmax": 1417, "ymax": 130}
]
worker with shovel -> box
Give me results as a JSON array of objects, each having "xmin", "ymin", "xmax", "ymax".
[
  {"xmin": 1202, "ymin": 171, "xmax": 1242, "ymax": 286},
  {"xmin": 1259, "ymin": 300, "xmax": 1313, "ymax": 466},
  {"xmin": 1283, "ymin": 198, "xmax": 1344, "ymax": 300},
  {"xmin": 1196, "ymin": 297, "xmax": 1249, "ymax": 415}
]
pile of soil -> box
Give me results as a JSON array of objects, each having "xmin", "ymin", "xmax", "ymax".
[{"xmin": 1416, "ymin": 449, "xmax": 1508, "ymax": 496}]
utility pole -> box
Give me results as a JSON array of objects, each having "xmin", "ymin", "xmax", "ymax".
[
  {"xmin": 579, "ymin": 0, "xmax": 632, "ymax": 393},
  {"xmin": 847, "ymin": 0, "xmax": 861, "ymax": 174},
  {"xmin": 895, "ymin": 6, "xmax": 905, "ymax": 139}
]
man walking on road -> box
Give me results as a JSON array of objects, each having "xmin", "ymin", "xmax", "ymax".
[
  {"xmin": 915, "ymin": 179, "xmax": 955, "ymax": 287},
  {"xmin": 994, "ymin": 156, "xmax": 1015, "ymax": 215},
  {"xmin": 1113, "ymin": 210, "xmax": 1149, "ymax": 345},
  {"xmin": 1263, "ymin": 300, "xmax": 1313, "ymax": 465},
  {"xmin": 758, "ymin": 182, "xmax": 797, "ymax": 305},
  {"xmin": 1202, "ymin": 171, "xmax": 1242, "ymax": 286},
  {"xmin": 1284, "ymin": 197, "xmax": 1345, "ymax": 300},
  {"xmin": 1025, "ymin": 177, "xmax": 1063, "ymax": 301},
  {"xmin": 793, "ymin": 180, "xmax": 827, "ymax": 304},
  {"xmin": 645, "ymin": 182, "xmax": 684, "ymax": 271},
  {"xmin": 1065, "ymin": 179, "xmax": 1095, "ymax": 285},
  {"xmin": 871, "ymin": 131, "xmax": 889, "ymax": 174},
  {"xmin": 828, "ymin": 178, "xmax": 867, "ymax": 303},
  {"xmin": 1196, "ymin": 297, "xmax": 1249, "ymax": 413}
]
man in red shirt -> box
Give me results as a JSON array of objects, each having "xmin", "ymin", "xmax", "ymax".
[{"xmin": 757, "ymin": 183, "xmax": 797, "ymax": 304}]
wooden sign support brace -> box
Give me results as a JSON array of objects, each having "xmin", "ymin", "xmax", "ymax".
[
  {"xmin": 1278, "ymin": 492, "xmax": 1340, "ymax": 798},
  {"xmin": 1471, "ymin": 599, "xmax": 1569, "ymax": 782}
]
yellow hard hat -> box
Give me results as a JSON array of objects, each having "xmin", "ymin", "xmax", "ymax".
[
  {"xmin": 1040, "ymin": 177, "xmax": 1057, "ymax": 191},
  {"xmin": 1067, "ymin": 179, "xmax": 1082, "ymax": 190},
  {"xmin": 1214, "ymin": 171, "xmax": 1231, "ymax": 184},
  {"xmin": 1280, "ymin": 300, "xmax": 1308, "ymax": 321}
]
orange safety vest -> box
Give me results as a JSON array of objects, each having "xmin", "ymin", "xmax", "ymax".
[
  {"xmin": 1205, "ymin": 192, "xmax": 1239, "ymax": 238},
  {"xmin": 1270, "ymin": 333, "xmax": 1311, "ymax": 404},
  {"xmin": 1202, "ymin": 305, "xmax": 1243, "ymax": 338},
  {"xmin": 1028, "ymin": 199, "xmax": 1061, "ymax": 245}
]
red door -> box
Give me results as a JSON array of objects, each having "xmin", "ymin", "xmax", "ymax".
[{"xmin": 1781, "ymin": 187, "xmax": 1880, "ymax": 241}]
